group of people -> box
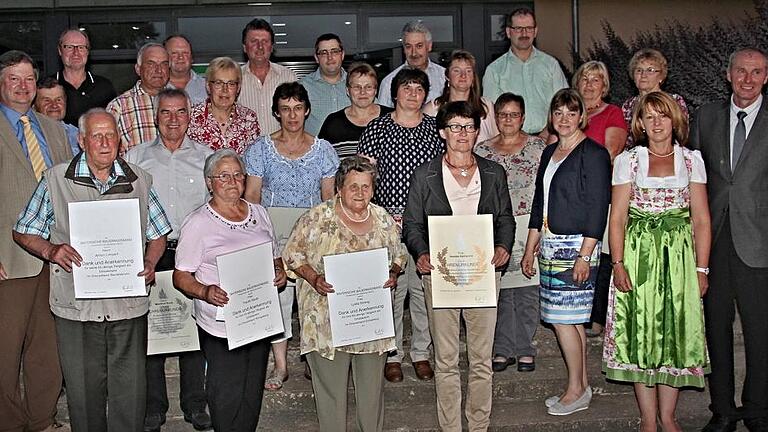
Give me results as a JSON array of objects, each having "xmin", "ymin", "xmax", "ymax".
[{"xmin": 1, "ymin": 5, "xmax": 766, "ymax": 432}]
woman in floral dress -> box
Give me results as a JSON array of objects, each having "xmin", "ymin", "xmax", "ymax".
[{"xmin": 603, "ymin": 91, "xmax": 711, "ymax": 432}]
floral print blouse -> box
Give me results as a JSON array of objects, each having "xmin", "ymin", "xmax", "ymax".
[
  {"xmin": 188, "ymin": 100, "xmax": 261, "ymax": 155},
  {"xmin": 282, "ymin": 198, "xmax": 408, "ymax": 360},
  {"xmin": 474, "ymin": 135, "xmax": 546, "ymax": 216}
]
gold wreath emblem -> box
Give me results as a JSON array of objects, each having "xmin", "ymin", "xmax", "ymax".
[{"xmin": 436, "ymin": 246, "xmax": 487, "ymax": 287}]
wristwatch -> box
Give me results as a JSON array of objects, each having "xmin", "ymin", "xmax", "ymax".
[
  {"xmin": 576, "ymin": 254, "xmax": 591, "ymax": 263},
  {"xmin": 696, "ymin": 267, "xmax": 710, "ymax": 275}
]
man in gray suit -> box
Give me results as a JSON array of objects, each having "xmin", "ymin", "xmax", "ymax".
[
  {"xmin": 0, "ymin": 50, "xmax": 72, "ymax": 432},
  {"xmin": 690, "ymin": 47, "xmax": 768, "ymax": 432}
]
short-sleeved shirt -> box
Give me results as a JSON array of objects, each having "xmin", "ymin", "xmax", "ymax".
[
  {"xmin": 358, "ymin": 113, "xmax": 445, "ymax": 217},
  {"xmin": 299, "ymin": 68, "xmax": 350, "ymax": 136},
  {"xmin": 622, "ymin": 93, "xmax": 688, "ymax": 149},
  {"xmin": 237, "ymin": 62, "xmax": 297, "ymax": 136},
  {"xmin": 318, "ymin": 105, "xmax": 393, "ymax": 158},
  {"xmin": 55, "ymin": 71, "xmax": 117, "ymax": 125},
  {"xmin": 188, "ymin": 101, "xmax": 261, "ymax": 155},
  {"xmin": 244, "ymin": 135, "xmax": 339, "ymax": 208},
  {"xmin": 585, "ymin": 104, "xmax": 627, "ymax": 146},
  {"xmin": 175, "ymin": 200, "xmax": 279, "ymax": 338}
]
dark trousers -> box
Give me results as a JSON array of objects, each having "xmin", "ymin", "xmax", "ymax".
[
  {"xmin": 705, "ymin": 216, "xmax": 768, "ymax": 419},
  {"xmin": 589, "ymin": 253, "xmax": 613, "ymax": 326},
  {"xmin": 199, "ymin": 328, "xmax": 270, "ymax": 431},
  {"xmin": 0, "ymin": 266, "xmax": 62, "ymax": 432},
  {"xmin": 146, "ymin": 246, "xmax": 207, "ymax": 417},
  {"xmin": 56, "ymin": 314, "xmax": 147, "ymax": 432}
]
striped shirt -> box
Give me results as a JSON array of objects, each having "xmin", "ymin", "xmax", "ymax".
[
  {"xmin": 106, "ymin": 81, "xmax": 158, "ymax": 154},
  {"xmin": 14, "ymin": 152, "xmax": 171, "ymax": 241},
  {"xmin": 237, "ymin": 62, "xmax": 297, "ymax": 136}
]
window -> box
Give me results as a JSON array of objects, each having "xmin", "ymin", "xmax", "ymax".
[
  {"xmin": 367, "ymin": 16, "xmax": 454, "ymax": 45},
  {"xmin": 78, "ymin": 21, "xmax": 167, "ymax": 51},
  {"xmin": 0, "ymin": 21, "xmax": 43, "ymax": 56}
]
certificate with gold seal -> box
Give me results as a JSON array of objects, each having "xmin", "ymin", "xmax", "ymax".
[{"xmin": 428, "ymin": 214, "xmax": 496, "ymax": 308}]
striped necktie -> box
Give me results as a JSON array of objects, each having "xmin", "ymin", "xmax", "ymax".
[{"xmin": 19, "ymin": 115, "xmax": 46, "ymax": 180}]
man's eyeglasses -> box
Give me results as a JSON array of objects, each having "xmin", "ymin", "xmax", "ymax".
[
  {"xmin": 61, "ymin": 44, "xmax": 89, "ymax": 52},
  {"xmin": 316, "ymin": 48, "xmax": 343, "ymax": 57},
  {"xmin": 508, "ymin": 26, "xmax": 536, "ymax": 34}
]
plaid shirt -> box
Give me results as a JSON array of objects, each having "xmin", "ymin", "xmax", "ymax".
[
  {"xmin": 299, "ymin": 68, "xmax": 349, "ymax": 136},
  {"xmin": 14, "ymin": 153, "xmax": 171, "ymax": 241},
  {"xmin": 106, "ymin": 81, "xmax": 158, "ymax": 154}
]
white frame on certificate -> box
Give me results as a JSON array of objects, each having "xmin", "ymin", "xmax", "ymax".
[{"xmin": 147, "ymin": 271, "xmax": 200, "ymax": 355}]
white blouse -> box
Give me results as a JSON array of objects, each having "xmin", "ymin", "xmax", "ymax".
[{"xmin": 612, "ymin": 145, "xmax": 706, "ymax": 187}]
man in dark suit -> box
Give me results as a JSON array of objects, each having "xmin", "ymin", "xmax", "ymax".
[
  {"xmin": 690, "ymin": 48, "xmax": 768, "ymax": 432},
  {"xmin": 0, "ymin": 50, "xmax": 72, "ymax": 432}
]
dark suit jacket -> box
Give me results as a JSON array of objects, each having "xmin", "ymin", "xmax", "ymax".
[
  {"xmin": 0, "ymin": 110, "xmax": 72, "ymax": 279},
  {"xmin": 402, "ymin": 154, "xmax": 516, "ymax": 267},
  {"xmin": 529, "ymin": 138, "xmax": 611, "ymax": 240},
  {"xmin": 690, "ymin": 99, "xmax": 768, "ymax": 268}
]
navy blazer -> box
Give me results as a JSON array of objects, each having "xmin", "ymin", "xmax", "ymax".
[
  {"xmin": 402, "ymin": 154, "xmax": 516, "ymax": 266},
  {"xmin": 529, "ymin": 138, "xmax": 611, "ymax": 239}
]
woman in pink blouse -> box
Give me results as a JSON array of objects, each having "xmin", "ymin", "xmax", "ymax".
[{"xmin": 188, "ymin": 57, "xmax": 261, "ymax": 155}]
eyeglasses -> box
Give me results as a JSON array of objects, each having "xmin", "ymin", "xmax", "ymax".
[
  {"xmin": 496, "ymin": 112, "xmax": 523, "ymax": 119},
  {"xmin": 210, "ymin": 80, "xmax": 240, "ymax": 90},
  {"xmin": 61, "ymin": 44, "xmax": 89, "ymax": 52},
  {"xmin": 208, "ymin": 172, "xmax": 246, "ymax": 183},
  {"xmin": 349, "ymin": 84, "xmax": 376, "ymax": 93},
  {"xmin": 445, "ymin": 124, "xmax": 478, "ymax": 133},
  {"xmin": 634, "ymin": 67, "xmax": 661, "ymax": 75},
  {"xmin": 316, "ymin": 48, "xmax": 343, "ymax": 57},
  {"xmin": 508, "ymin": 26, "xmax": 536, "ymax": 33}
]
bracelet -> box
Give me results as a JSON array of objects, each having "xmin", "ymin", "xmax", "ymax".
[
  {"xmin": 611, "ymin": 259, "xmax": 623, "ymax": 266},
  {"xmin": 696, "ymin": 267, "xmax": 710, "ymax": 275}
]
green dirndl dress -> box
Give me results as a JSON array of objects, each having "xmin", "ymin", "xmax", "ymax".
[{"xmin": 602, "ymin": 146, "xmax": 709, "ymax": 388}]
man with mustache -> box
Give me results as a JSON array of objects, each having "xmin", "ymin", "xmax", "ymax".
[
  {"xmin": 483, "ymin": 7, "xmax": 568, "ymax": 140},
  {"xmin": 377, "ymin": 20, "xmax": 446, "ymax": 108},
  {"xmin": 107, "ymin": 42, "xmax": 170, "ymax": 153},
  {"xmin": 35, "ymin": 77, "xmax": 82, "ymax": 155},
  {"xmin": 237, "ymin": 18, "xmax": 297, "ymax": 135}
]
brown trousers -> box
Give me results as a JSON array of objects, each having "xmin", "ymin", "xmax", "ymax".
[{"xmin": 0, "ymin": 266, "xmax": 62, "ymax": 432}]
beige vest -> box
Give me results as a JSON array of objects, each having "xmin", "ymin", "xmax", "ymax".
[
  {"xmin": 0, "ymin": 112, "xmax": 71, "ymax": 279},
  {"xmin": 47, "ymin": 157, "xmax": 152, "ymax": 321}
]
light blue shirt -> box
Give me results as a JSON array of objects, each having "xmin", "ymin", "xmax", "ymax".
[
  {"xmin": 61, "ymin": 121, "xmax": 81, "ymax": 156},
  {"xmin": 0, "ymin": 104, "xmax": 53, "ymax": 167},
  {"xmin": 299, "ymin": 68, "xmax": 350, "ymax": 136},
  {"xmin": 168, "ymin": 70, "xmax": 208, "ymax": 106},
  {"xmin": 378, "ymin": 60, "xmax": 446, "ymax": 108},
  {"xmin": 482, "ymin": 47, "xmax": 568, "ymax": 134}
]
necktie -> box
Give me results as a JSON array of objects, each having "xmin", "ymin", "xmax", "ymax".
[
  {"xmin": 19, "ymin": 115, "xmax": 46, "ymax": 180},
  {"xmin": 732, "ymin": 110, "xmax": 747, "ymax": 169}
]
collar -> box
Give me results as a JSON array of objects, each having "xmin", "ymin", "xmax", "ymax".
[
  {"xmin": 0, "ymin": 104, "xmax": 36, "ymax": 125},
  {"xmin": 64, "ymin": 152, "xmax": 138, "ymax": 195},
  {"xmin": 508, "ymin": 46, "xmax": 541, "ymax": 62},
  {"xmin": 150, "ymin": 134, "xmax": 194, "ymax": 152},
  {"xmin": 56, "ymin": 70, "xmax": 95, "ymax": 85},
  {"xmin": 730, "ymin": 94, "xmax": 763, "ymax": 117},
  {"xmin": 307, "ymin": 68, "xmax": 347, "ymax": 85}
]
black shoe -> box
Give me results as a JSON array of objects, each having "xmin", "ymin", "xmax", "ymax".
[
  {"xmin": 517, "ymin": 359, "xmax": 536, "ymax": 372},
  {"xmin": 491, "ymin": 356, "xmax": 515, "ymax": 372},
  {"xmin": 745, "ymin": 417, "xmax": 768, "ymax": 432},
  {"xmin": 702, "ymin": 414, "xmax": 740, "ymax": 432},
  {"xmin": 184, "ymin": 411, "xmax": 213, "ymax": 431},
  {"xmin": 143, "ymin": 413, "xmax": 165, "ymax": 432}
]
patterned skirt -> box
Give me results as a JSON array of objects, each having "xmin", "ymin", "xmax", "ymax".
[
  {"xmin": 602, "ymin": 207, "xmax": 708, "ymax": 388},
  {"xmin": 538, "ymin": 225, "xmax": 600, "ymax": 324}
]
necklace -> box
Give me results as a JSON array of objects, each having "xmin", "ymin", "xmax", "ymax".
[
  {"xmin": 339, "ymin": 199, "xmax": 370, "ymax": 223},
  {"xmin": 648, "ymin": 147, "xmax": 675, "ymax": 158},
  {"xmin": 443, "ymin": 155, "xmax": 476, "ymax": 177},
  {"xmin": 206, "ymin": 203, "xmax": 256, "ymax": 230},
  {"xmin": 586, "ymin": 101, "xmax": 604, "ymax": 112}
]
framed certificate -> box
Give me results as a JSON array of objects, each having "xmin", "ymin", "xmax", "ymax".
[
  {"xmin": 428, "ymin": 214, "xmax": 496, "ymax": 308},
  {"xmin": 69, "ymin": 198, "xmax": 146, "ymax": 299},
  {"xmin": 147, "ymin": 271, "xmax": 200, "ymax": 355},
  {"xmin": 324, "ymin": 248, "xmax": 395, "ymax": 347},
  {"xmin": 216, "ymin": 242, "xmax": 284, "ymax": 350}
]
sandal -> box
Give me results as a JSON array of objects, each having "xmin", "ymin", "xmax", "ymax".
[
  {"xmin": 492, "ymin": 356, "xmax": 515, "ymax": 372},
  {"xmin": 264, "ymin": 370, "xmax": 289, "ymax": 390}
]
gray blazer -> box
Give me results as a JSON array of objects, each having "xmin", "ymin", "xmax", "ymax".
[
  {"xmin": 0, "ymin": 111, "xmax": 72, "ymax": 279},
  {"xmin": 690, "ymin": 99, "xmax": 768, "ymax": 268}
]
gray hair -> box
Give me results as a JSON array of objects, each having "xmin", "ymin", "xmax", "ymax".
[
  {"xmin": 204, "ymin": 149, "xmax": 245, "ymax": 179},
  {"xmin": 0, "ymin": 50, "xmax": 38, "ymax": 80},
  {"xmin": 334, "ymin": 156, "xmax": 378, "ymax": 192},
  {"xmin": 136, "ymin": 42, "xmax": 165, "ymax": 65},
  {"xmin": 402, "ymin": 20, "xmax": 432, "ymax": 43},
  {"xmin": 78, "ymin": 107, "xmax": 114, "ymax": 134},
  {"xmin": 728, "ymin": 47, "xmax": 768, "ymax": 71},
  {"xmin": 58, "ymin": 28, "xmax": 91, "ymax": 49},
  {"xmin": 155, "ymin": 88, "xmax": 191, "ymax": 121}
]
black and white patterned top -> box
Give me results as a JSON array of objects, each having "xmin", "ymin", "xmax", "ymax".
[{"xmin": 358, "ymin": 113, "xmax": 444, "ymax": 218}]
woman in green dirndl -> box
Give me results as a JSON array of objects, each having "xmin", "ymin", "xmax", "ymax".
[{"xmin": 602, "ymin": 91, "xmax": 711, "ymax": 432}]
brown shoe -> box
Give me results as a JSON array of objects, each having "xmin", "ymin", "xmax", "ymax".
[
  {"xmin": 385, "ymin": 362, "xmax": 403, "ymax": 382},
  {"xmin": 412, "ymin": 360, "xmax": 434, "ymax": 380}
]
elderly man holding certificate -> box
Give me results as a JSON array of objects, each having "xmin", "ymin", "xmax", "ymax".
[
  {"xmin": 402, "ymin": 101, "xmax": 515, "ymax": 432},
  {"xmin": 283, "ymin": 156, "xmax": 407, "ymax": 432},
  {"xmin": 13, "ymin": 108, "xmax": 171, "ymax": 432}
]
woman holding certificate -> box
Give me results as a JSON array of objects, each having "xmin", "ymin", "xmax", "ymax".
[
  {"xmin": 174, "ymin": 149, "xmax": 288, "ymax": 431},
  {"xmin": 602, "ymin": 92, "xmax": 709, "ymax": 432},
  {"xmin": 402, "ymin": 101, "xmax": 515, "ymax": 431},
  {"xmin": 521, "ymin": 89, "xmax": 611, "ymax": 416},
  {"xmin": 282, "ymin": 156, "xmax": 407, "ymax": 432}
]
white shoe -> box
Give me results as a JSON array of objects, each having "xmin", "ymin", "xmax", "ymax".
[
  {"xmin": 545, "ymin": 395, "xmax": 560, "ymax": 408},
  {"xmin": 547, "ymin": 388, "xmax": 591, "ymax": 416}
]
